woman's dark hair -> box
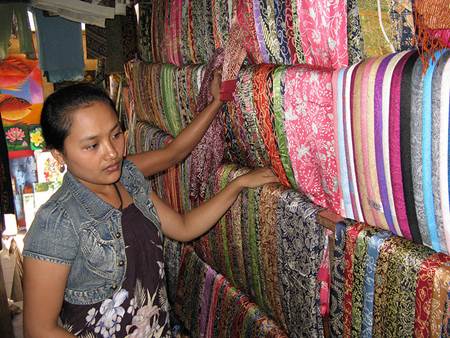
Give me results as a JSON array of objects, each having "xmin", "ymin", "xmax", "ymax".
[{"xmin": 40, "ymin": 83, "xmax": 116, "ymax": 152}]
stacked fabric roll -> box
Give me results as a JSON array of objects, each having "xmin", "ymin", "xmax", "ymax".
[
  {"xmin": 127, "ymin": 48, "xmax": 450, "ymax": 337},
  {"xmin": 176, "ymin": 247, "xmax": 288, "ymax": 338},
  {"xmin": 134, "ymin": 121, "xmax": 191, "ymax": 213},
  {"xmin": 126, "ymin": 60, "xmax": 341, "ymax": 215},
  {"xmin": 128, "ymin": 49, "xmax": 450, "ymax": 252},
  {"xmin": 192, "ymin": 163, "xmax": 326, "ymax": 337},
  {"xmin": 137, "ymin": 0, "xmax": 232, "ymax": 65},
  {"xmin": 137, "ymin": 0, "xmax": 363, "ymax": 67},
  {"xmin": 130, "ymin": 118, "xmax": 329, "ymax": 337},
  {"xmin": 126, "ymin": 61, "xmax": 227, "ymax": 203},
  {"xmin": 133, "ymin": 121, "xmax": 189, "ymax": 303},
  {"xmin": 235, "ymin": 0, "xmax": 354, "ymax": 67},
  {"xmin": 125, "ymin": 61, "xmax": 205, "ymax": 135},
  {"xmin": 333, "ymin": 50, "xmax": 450, "ymax": 254},
  {"xmin": 330, "ymin": 222, "xmax": 450, "ymax": 338},
  {"xmin": 127, "ymin": 2, "xmax": 450, "ymax": 337},
  {"xmin": 215, "ymin": 63, "xmax": 341, "ymax": 213}
]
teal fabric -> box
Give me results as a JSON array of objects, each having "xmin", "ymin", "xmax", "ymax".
[
  {"xmin": 361, "ymin": 231, "xmax": 392, "ymax": 337},
  {"xmin": 33, "ymin": 9, "xmax": 84, "ymax": 83},
  {"xmin": 422, "ymin": 51, "xmax": 444, "ymax": 252}
]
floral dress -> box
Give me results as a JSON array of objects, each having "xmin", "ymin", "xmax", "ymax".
[{"xmin": 60, "ymin": 204, "xmax": 171, "ymax": 338}]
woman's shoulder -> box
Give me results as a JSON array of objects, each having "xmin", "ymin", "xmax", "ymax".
[
  {"xmin": 32, "ymin": 184, "xmax": 71, "ymax": 223},
  {"xmin": 25, "ymin": 186, "xmax": 77, "ymax": 244},
  {"xmin": 121, "ymin": 159, "xmax": 150, "ymax": 194},
  {"xmin": 23, "ymin": 188, "xmax": 79, "ymax": 264}
]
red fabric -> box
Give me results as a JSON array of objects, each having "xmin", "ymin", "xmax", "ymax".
[
  {"xmin": 284, "ymin": 65, "xmax": 340, "ymax": 211},
  {"xmin": 318, "ymin": 245, "xmax": 330, "ymax": 316},
  {"xmin": 343, "ymin": 223, "xmax": 365, "ymax": 337},
  {"xmin": 237, "ymin": 0, "xmax": 262, "ymax": 64},
  {"xmin": 284, "ymin": 0, "xmax": 298, "ymax": 64},
  {"xmin": 220, "ymin": 80, "xmax": 238, "ymax": 102},
  {"xmin": 206, "ymin": 274, "xmax": 226, "ymax": 337},
  {"xmin": 252, "ymin": 65, "xmax": 290, "ymax": 187},
  {"xmin": 414, "ymin": 253, "xmax": 450, "ymax": 337}
]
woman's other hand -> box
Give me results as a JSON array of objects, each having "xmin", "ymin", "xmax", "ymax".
[
  {"xmin": 235, "ymin": 167, "xmax": 280, "ymax": 189},
  {"xmin": 154, "ymin": 167, "xmax": 280, "ymax": 242}
]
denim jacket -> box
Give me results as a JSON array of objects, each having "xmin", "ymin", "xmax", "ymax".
[{"xmin": 23, "ymin": 160, "xmax": 162, "ymax": 305}]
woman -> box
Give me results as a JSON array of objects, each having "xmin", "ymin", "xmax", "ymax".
[{"xmin": 22, "ymin": 77, "xmax": 278, "ymax": 337}]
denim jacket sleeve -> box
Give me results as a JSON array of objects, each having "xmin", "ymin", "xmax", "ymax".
[
  {"xmin": 121, "ymin": 159, "xmax": 151, "ymax": 195},
  {"xmin": 23, "ymin": 201, "xmax": 79, "ymax": 265}
]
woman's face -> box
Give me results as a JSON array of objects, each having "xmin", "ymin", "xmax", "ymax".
[{"xmin": 52, "ymin": 101, "xmax": 125, "ymax": 192}]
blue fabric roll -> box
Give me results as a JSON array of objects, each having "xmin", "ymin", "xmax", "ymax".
[{"xmin": 33, "ymin": 9, "xmax": 84, "ymax": 83}]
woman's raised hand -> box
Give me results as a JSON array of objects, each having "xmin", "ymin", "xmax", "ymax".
[{"xmin": 210, "ymin": 69, "xmax": 222, "ymax": 103}]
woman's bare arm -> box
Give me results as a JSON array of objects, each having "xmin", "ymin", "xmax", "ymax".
[
  {"xmin": 23, "ymin": 258, "xmax": 75, "ymax": 338},
  {"xmin": 152, "ymin": 168, "xmax": 279, "ymax": 242},
  {"xmin": 127, "ymin": 71, "xmax": 223, "ymax": 177}
]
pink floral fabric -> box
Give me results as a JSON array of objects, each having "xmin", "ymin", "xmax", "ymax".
[
  {"xmin": 284, "ymin": 65, "xmax": 341, "ymax": 214},
  {"xmin": 296, "ymin": 0, "xmax": 348, "ymax": 68}
]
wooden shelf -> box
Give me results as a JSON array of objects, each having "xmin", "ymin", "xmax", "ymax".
[{"xmin": 317, "ymin": 209, "xmax": 344, "ymax": 233}]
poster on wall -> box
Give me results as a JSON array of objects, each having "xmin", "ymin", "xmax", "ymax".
[
  {"xmin": 0, "ymin": 55, "xmax": 44, "ymax": 229},
  {"xmin": 34, "ymin": 150, "xmax": 64, "ymax": 183},
  {"xmin": 0, "ymin": 55, "xmax": 44, "ymax": 159},
  {"xmin": 9, "ymin": 155, "xmax": 38, "ymax": 230},
  {"xmin": 29, "ymin": 125, "xmax": 45, "ymax": 150},
  {"xmin": 0, "ymin": 55, "xmax": 43, "ymax": 125},
  {"xmin": 4, "ymin": 124, "xmax": 31, "ymax": 152}
]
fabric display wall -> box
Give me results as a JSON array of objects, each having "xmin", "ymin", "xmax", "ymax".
[
  {"xmin": 333, "ymin": 50, "xmax": 450, "ymax": 254},
  {"xmin": 137, "ymin": 0, "xmax": 364, "ymax": 67},
  {"xmin": 126, "ymin": 62, "xmax": 203, "ymax": 135},
  {"xmin": 176, "ymin": 247, "xmax": 287, "ymax": 338},
  {"xmin": 133, "ymin": 121, "xmax": 328, "ymax": 337},
  {"xmin": 126, "ymin": 60, "xmax": 341, "ymax": 213},
  {"xmin": 329, "ymin": 221, "xmax": 450, "ymax": 338},
  {"xmin": 126, "ymin": 0, "xmax": 450, "ymax": 337},
  {"xmin": 137, "ymin": 0, "xmax": 232, "ymax": 65},
  {"xmin": 192, "ymin": 163, "xmax": 326, "ymax": 337},
  {"xmin": 125, "ymin": 60, "xmax": 228, "ymax": 203},
  {"xmin": 126, "ymin": 53, "xmax": 450, "ymax": 336}
]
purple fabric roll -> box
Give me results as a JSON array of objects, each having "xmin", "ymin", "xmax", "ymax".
[
  {"xmin": 191, "ymin": 49, "xmax": 225, "ymax": 202},
  {"xmin": 374, "ymin": 53, "xmax": 396, "ymax": 234},
  {"xmin": 253, "ymin": 0, "xmax": 270, "ymax": 63},
  {"xmin": 199, "ymin": 266, "xmax": 216, "ymax": 336},
  {"xmin": 389, "ymin": 51, "xmax": 416, "ymax": 240}
]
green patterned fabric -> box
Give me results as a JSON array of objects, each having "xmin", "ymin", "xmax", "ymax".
[{"xmin": 272, "ymin": 66, "xmax": 297, "ymax": 188}]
